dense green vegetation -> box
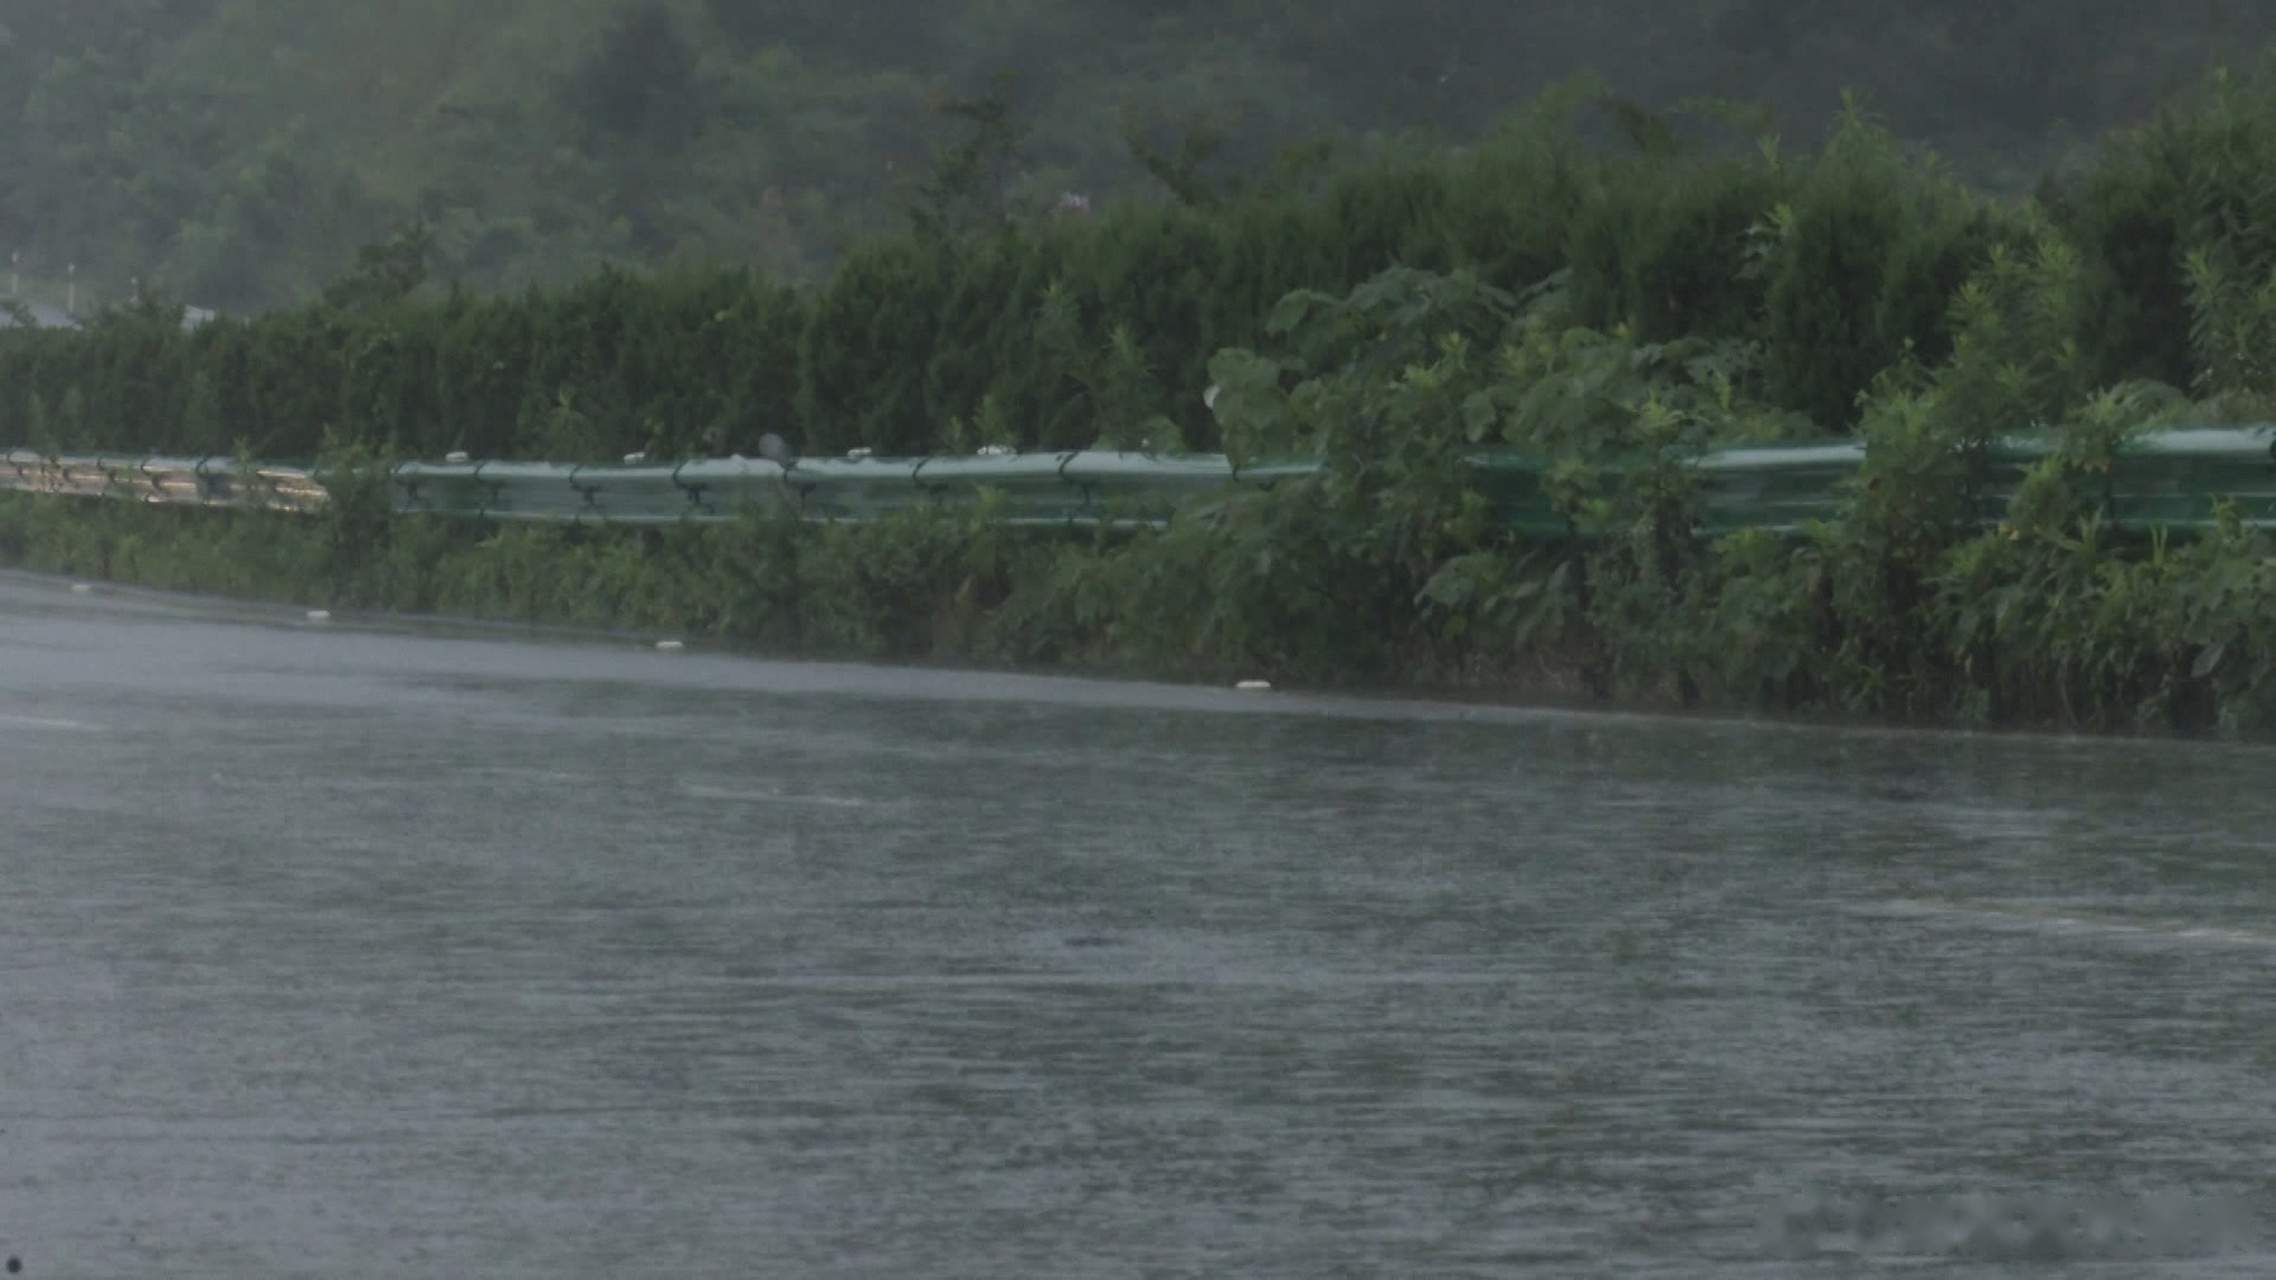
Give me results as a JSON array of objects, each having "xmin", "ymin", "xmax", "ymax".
[
  {"xmin": 18, "ymin": 33, "xmax": 2276, "ymax": 732},
  {"xmin": 5, "ymin": 0, "xmax": 2274, "ymax": 313},
  {"xmin": 1, "ymin": 56, "xmax": 2270, "ymax": 466}
]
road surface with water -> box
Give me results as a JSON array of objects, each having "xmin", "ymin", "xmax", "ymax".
[{"xmin": 3, "ymin": 573, "xmax": 2274, "ymax": 1277}]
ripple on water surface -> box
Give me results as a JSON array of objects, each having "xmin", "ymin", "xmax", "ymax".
[{"xmin": 0, "ymin": 576, "xmax": 2273, "ymax": 1277}]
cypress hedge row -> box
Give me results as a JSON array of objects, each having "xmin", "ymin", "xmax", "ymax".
[
  {"xmin": 14, "ymin": 71, "xmax": 2276, "ymax": 468},
  {"xmin": 0, "ymin": 98, "xmax": 2057, "ymax": 463}
]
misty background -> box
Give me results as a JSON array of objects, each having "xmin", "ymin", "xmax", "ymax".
[{"xmin": 1, "ymin": 0, "xmax": 2270, "ymax": 313}]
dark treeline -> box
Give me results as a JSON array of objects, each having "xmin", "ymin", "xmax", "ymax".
[
  {"xmin": 17, "ymin": 64, "xmax": 2276, "ymax": 731},
  {"xmin": 2, "ymin": 61, "xmax": 2274, "ymax": 463},
  {"xmin": 2, "ymin": 0, "xmax": 2272, "ymax": 312}
]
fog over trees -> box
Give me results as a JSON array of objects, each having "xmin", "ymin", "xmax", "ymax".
[{"xmin": 2, "ymin": 1, "xmax": 2269, "ymax": 311}]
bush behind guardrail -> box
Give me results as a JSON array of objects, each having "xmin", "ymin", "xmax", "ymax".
[
  {"xmin": 0, "ymin": 96, "xmax": 2037, "ymax": 466},
  {"xmin": 18, "ymin": 66, "xmax": 2276, "ymax": 473}
]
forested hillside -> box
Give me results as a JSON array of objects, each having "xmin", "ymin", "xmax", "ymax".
[{"xmin": 4, "ymin": 0, "xmax": 2272, "ymax": 313}]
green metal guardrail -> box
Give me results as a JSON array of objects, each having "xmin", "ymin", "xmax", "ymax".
[
  {"xmin": 380, "ymin": 451, "xmax": 1273, "ymax": 527},
  {"xmin": 6, "ymin": 425, "xmax": 2276, "ymax": 535}
]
